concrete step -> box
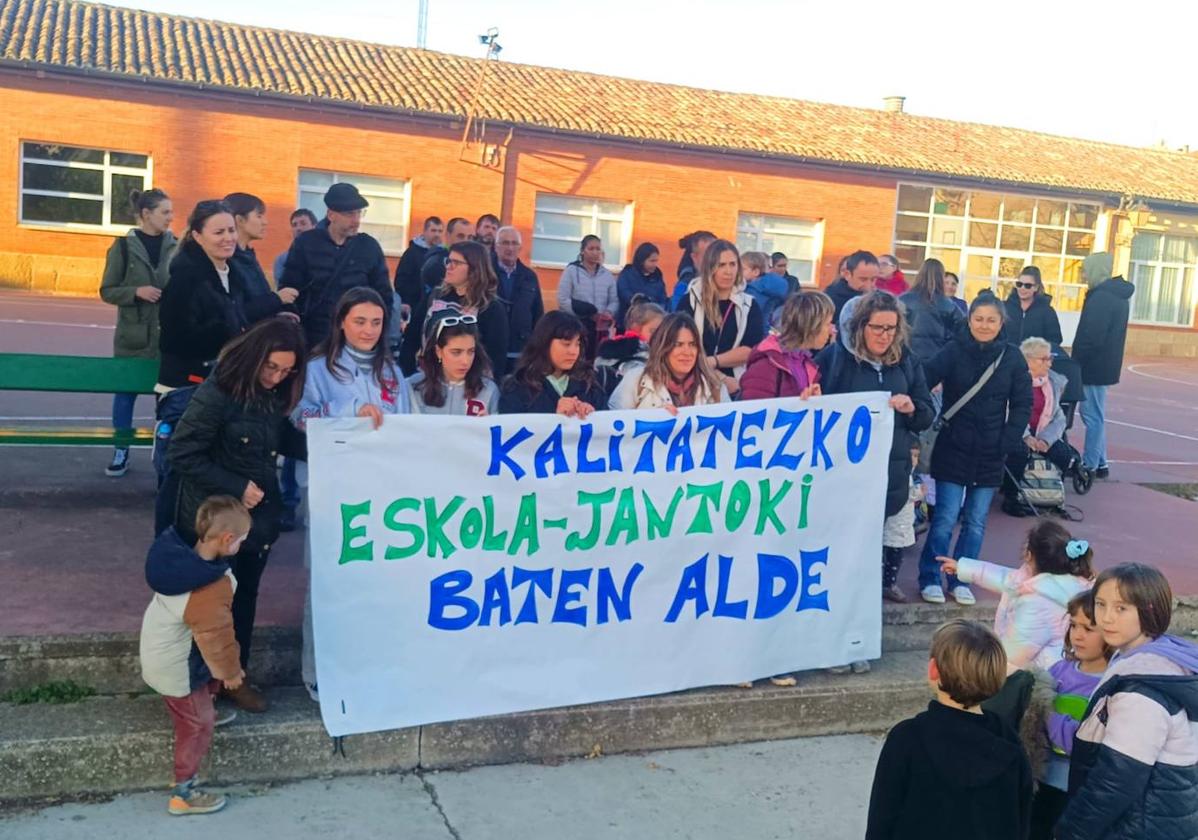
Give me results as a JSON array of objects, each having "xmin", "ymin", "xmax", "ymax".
[
  {"xmin": 0, "ymin": 650, "xmax": 931, "ymax": 805},
  {"xmin": 0, "ymin": 602, "xmax": 998, "ymax": 696}
]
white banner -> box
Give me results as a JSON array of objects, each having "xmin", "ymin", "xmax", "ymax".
[{"xmin": 308, "ymin": 392, "xmax": 893, "ymax": 736}]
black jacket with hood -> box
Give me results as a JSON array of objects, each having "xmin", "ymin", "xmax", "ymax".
[
  {"xmin": 866, "ymin": 701, "xmax": 1033, "ymax": 840},
  {"xmin": 815, "ymin": 297, "xmax": 935, "ymax": 518},
  {"xmin": 899, "ymin": 290, "xmax": 966, "ymax": 364},
  {"xmin": 1002, "ymin": 291, "xmax": 1063, "ymax": 348},
  {"xmin": 825, "ymin": 276, "xmax": 861, "ymax": 322},
  {"xmin": 923, "ymin": 329, "xmax": 1033, "ymax": 488},
  {"xmin": 1071, "ymin": 277, "xmax": 1135, "ymax": 386}
]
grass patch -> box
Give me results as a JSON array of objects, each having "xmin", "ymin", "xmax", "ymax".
[
  {"xmin": 1, "ymin": 680, "xmax": 97, "ymax": 705},
  {"xmin": 1140, "ymin": 483, "xmax": 1198, "ymax": 502}
]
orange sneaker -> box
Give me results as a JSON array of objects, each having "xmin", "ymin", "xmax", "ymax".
[{"xmin": 167, "ymin": 787, "xmax": 227, "ymax": 816}]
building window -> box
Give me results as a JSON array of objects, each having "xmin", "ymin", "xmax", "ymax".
[
  {"xmin": 736, "ymin": 213, "xmax": 822, "ymax": 286},
  {"xmin": 892, "ymin": 183, "xmax": 1101, "ymax": 312},
  {"xmin": 531, "ymin": 194, "xmax": 631, "ymax": 269},
  {"xmin": 298, "ymin": 170, "xmax": 410, "ymax": 256},
  {"xmin": 1129, "ymin": 233, "xmax": 1198, "ymax": 327},
  {"xmin": 19, "ymin": 141, "xmax": 152, "ymax": 231}
]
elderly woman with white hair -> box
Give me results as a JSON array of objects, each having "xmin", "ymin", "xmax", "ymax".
[
  {"xmin": 1001, "ymin": 336, "xmax": 1080, "ymax": 516},
  {"xmin": 1070, "ymin": 252, "xmax": 1134, "ymax": 479}
]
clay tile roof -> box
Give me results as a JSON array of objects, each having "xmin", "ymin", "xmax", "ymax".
[{"xmin": 5, "ymin": 0, "xmax": 1198, "ymax": 206}]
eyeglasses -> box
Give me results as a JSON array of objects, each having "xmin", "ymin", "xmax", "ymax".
[
  {"xmin": 444, "ymin": 257, "xmax": 469, "ymax": 268},
  {"xmin": 1014, "ymin": 281, "xmax": 1037, "ymax": 290},
  {"xmin": 865, "ymin": 323, "xmax": 898, "ymax": 335},
  {"xmin": 433, "ymin": 314, "xmax": 478, "ymax": 340},
  {"xmin": 262, "ymin": 361, "xmax": 295, "ymax": 377}
]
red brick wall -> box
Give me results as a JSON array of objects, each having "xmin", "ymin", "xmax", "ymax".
[{"xmin": 0, "ymin": 70, "xmax": 896, "ymax": 299}]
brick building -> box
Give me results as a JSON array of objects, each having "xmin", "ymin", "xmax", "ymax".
[{"xmin": 2, "ymin": 0, "xmax": 1198, "ymax": 354}]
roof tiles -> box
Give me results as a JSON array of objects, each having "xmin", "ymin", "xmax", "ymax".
[{"xmin": 3, "ymin": 0, "xmax": 1198, "ymax": 205}]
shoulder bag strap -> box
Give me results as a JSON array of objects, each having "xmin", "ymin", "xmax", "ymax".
[{"xmin": 941, "ymin": 349, "xmax": 1005, "ymax": 424}]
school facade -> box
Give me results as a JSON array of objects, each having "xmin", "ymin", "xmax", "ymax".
[{"xmin": 2, "ymin": 0, "xmax": 1198, "ymax": 355}]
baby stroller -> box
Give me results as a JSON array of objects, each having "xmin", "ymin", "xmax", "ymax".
[{"xmin": 1002, "ymin": 350, "xmax": 1093, "ymax": 520}]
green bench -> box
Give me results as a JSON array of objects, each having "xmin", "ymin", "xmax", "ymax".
[{"xmin": 0, "ymin": 354, "xmax": 159, "ymax": 446}]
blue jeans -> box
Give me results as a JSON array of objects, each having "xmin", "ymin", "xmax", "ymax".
[
  {"xmin": 280, "ymin": 456, "xmax": 300, "ymax": 513},
  {"xmin": 918, "ymin": 481, "xmax": 997, "ymax": 589},
  {"xmin": 111, "ymin": 392, "xmax": 138, "ymax": 450},
  {"xmin": 1080, "ymin": 384, "xmax": 1109, "ymax": 470}
]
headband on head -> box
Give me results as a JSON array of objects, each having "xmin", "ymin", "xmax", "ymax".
[{"xmin": 1066, "ymin": 539, "xmax": 1090, "ymax": 560}]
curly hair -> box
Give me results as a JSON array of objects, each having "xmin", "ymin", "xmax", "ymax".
[{"xmin": 848, "ymin": 290, "xmax": 910, "ymax": 367}]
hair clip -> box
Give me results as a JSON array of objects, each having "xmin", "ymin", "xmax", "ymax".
[{"xmin": 1066, "ymin": 539, "xmax": 1090, "ymax": 560}]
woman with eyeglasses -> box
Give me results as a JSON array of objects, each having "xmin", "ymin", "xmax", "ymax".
[
  {"xmin": 163, "ymin": 317, "xmax": 308, "ymax": 713},
  {"xmin": 816, "ymin": 291, "xmax": 934, "ymax": 613},
  {"xmin": 408, "ymin": 309, "xmax": 499, "ymax": 416},
  {"xmin": 1000, "ymin": 336, "xmax": 1079, "ymax": 517},
  {"xmin": 1003, "ymin": 266, "xmax": 1063, "ymax": 348},
  {"xmin": 916, "ymin": 292, "xmax": 1032, "ymax": 606},
  {"xmin": 290, "ymin": 286, "xmax": 407, "ymax": 703},
  {"xmin": 500, "ymin": 310, "xmax": 607, "ymax": 416},
  {"xmin": 399, "ymin": 240, "xmax": 509, "ymax": 379}
]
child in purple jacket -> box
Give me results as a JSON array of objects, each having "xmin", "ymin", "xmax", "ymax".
[{"xmin": 1030, "ymin": 588, "xmax": 1111, "ymax": 840}]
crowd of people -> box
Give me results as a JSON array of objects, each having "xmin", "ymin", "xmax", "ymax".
[{"xmin": 97, "ymin": 182, "xmax": 1177, "ymax": 825}]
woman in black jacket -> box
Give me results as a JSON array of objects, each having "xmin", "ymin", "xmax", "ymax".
[
  {"xmin": 225, "ymin": 192, "xmax": 299, "ymax": 321},
  {"xmin": 817, "ymin": 291, "xmax": 934, "ymax": 606},
  {"xmin": 898, "ymin": 258, "xmax": 964, "ymax": 365},
  {"xmin": 499, "ymin": 310, "xmax": 607, "ymax": 415},
  {"xmin": 1003, "ymin": 266, "xmax": 1063, "ymax": 347},
  {"xmin": 400, "ymin": 240, "xmax": 509, "ymax": 378},
  {"xmin": 917, "ymin": 293, "xmax": 1032, "ymax": 606},
  {"xmin": 164, "ymin": 318, "xmax": 307, "ymax": 713}
]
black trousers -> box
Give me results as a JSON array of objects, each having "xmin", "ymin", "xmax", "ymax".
[
  {"xmin": 230, "ymin": 545, "xmax": 271, "ymax": 671},
  {"xmin": 1029, "ymin": 784, "xmax": 1069, "ymax": 840},
  {"xmin": 882, "ymin": 546, "xmax": 904, "ymax": 587}
]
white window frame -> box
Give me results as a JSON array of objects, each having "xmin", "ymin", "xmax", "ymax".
[
  {"xmin": 530, "ymin": 193, "xmax": 633, "ymax": 271},
  {"xmin": 891, "ymin": 182, "xmax": 1101, "ymax": 312},
  {"xmin": 297, "ymin": 169, "xmax": 412, "ymax": 257},
  {"xmin": 18, "ymin": 141, "xmax": 153, "ymax": 235},
  {"xmin": 1129, "ymin": 233, "xmax": 1198, "ymax": 328},
  {"xmin": 735, "ymin": 212, "xmax": 824, "ymax": 286}
]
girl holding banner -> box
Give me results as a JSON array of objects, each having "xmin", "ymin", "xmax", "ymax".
[
  {"xmin": 609, "ymin": 313, "xmax": 728, "ymax": 411},
  {"xmin": 499, "ymin": 311, "xmax": 607, "ymax": 416},
  {"xmin": 292, "ymin": 287, "xmax": 409, "ymax": 701},
  {"xmin": 408, "ymin": 311, "xmax": 500, "ymax": 416}
]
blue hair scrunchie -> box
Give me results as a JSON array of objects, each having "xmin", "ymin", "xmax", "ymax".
[{"xmin": 1066, "ymin": 539, "xmax": 1090, "ymax": 560}]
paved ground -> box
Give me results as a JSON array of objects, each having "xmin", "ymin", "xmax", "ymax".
[
  {"xmin": 0, "ymin": 734, "xmax": 883, "ymax": 838},
  {"xmin": 2, "ymin": 288, "xmax": 1197, "ymax": 638}
]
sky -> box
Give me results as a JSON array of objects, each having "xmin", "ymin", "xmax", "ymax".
[{"xmin": 120, "ymin": 0, "xmax": 1194, "ymax": 150}]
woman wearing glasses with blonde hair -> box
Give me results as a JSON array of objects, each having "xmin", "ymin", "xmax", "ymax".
[{"xmin": 400, "ymin": 240, "xmax": 510, "ymax": 378}]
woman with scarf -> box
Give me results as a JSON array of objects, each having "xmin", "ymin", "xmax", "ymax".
[
  {"xmin": 610, "ymin": 312, "xmax": 729, "ymax": 411},
  {"xmin": 740, "ymin": 291, "xmax": 834, "ymax": 401},
  {"xmin": 676, "ymin": 239, "xmax": 766, "ymax": 397},
  {"xmin": 1001, "ymin": 336, "xmax": 1078, "ymax": 516},
  {"xmin": 292, "ymin": 286, "xmax": 408, "ymax": 701},
  {"xmin": 817, "ymin": 291, "xmax": 934, "ymax": 612}
]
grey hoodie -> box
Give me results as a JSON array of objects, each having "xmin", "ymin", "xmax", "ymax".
[{"xmin": 408, "ymin": 373, "xmax": 499, "ymax": 416}]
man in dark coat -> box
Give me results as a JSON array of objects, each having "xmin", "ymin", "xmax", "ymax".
[
  {"xmin": 279, "ymin": 182, "xmax": 394, "ymax": 349},
  {"xmin": 825, "ymin": 250, "xmax": 880, "ymax": 321},
  {"xmin": 493, "ymin": 225, "xmax": 544, "ymax": 374},
  {"xmin": 393, "ymin": 215, "xmax": 444, "ymax": 307},
  {"xmin": 1071, "ymin": 252, "xmax": 1134, "ymax": 478}
]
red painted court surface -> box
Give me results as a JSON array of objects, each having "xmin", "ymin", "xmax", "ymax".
[{"xmin": 1, "ymin": 289, "xmax": 1196, "ymax": 637}]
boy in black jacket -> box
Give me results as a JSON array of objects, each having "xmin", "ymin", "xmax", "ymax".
[{"xmin": 866, "ymin": 620, "xmax": 1033, "ymax": 840}]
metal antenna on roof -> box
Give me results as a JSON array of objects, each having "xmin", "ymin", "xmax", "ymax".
[
  {"xmin": 416, "ymin": 0, "xmax": 429, "ymax": 49},
  {"xmin": 459, "ymin": 27, "xmax": 509, "ymax": 169}
]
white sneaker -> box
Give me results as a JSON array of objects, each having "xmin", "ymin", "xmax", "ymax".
[
  {"xmin": 951, "ymin": 585, "xmax": 976, "ymax": 606},
  {"xmin": 921, "ymin": 585, "xmax": 946, "ymax": 604}
]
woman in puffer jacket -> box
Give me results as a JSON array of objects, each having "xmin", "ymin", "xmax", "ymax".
[
  {"xmin": 739, "ymin": 291, "xmax": 834, "ymax": 401},
  {"xmin": 164, "ymin": 317, "xmax": 307, "ymax": 713},
  {"xmin": 609, "ymin": 313, "xmax": 728, "ymax": 411}
]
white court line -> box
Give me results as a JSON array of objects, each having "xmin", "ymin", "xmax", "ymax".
[
  {"xmin": 0, "ymin": 416, "xmax": 155, "ymax": 421},
  {"xmin": 1109, "ymin": 460, "xmax": 1198, "ymax": 466},
  {"xmin": 0, "ymin": 318, "xmax": 113, "ymax": 329},
  {"xmin": 1107, "ymin": 418, "xmax": 1198, "ymax": 443},
  {"xmin": 1127, "ymin": 363, "xmax": 1198, "ymax": 388}
]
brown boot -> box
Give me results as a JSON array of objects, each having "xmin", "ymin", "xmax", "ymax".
[{"xmin": 221, "ymin": 682, "xmax": 268, "ymax": 713}]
